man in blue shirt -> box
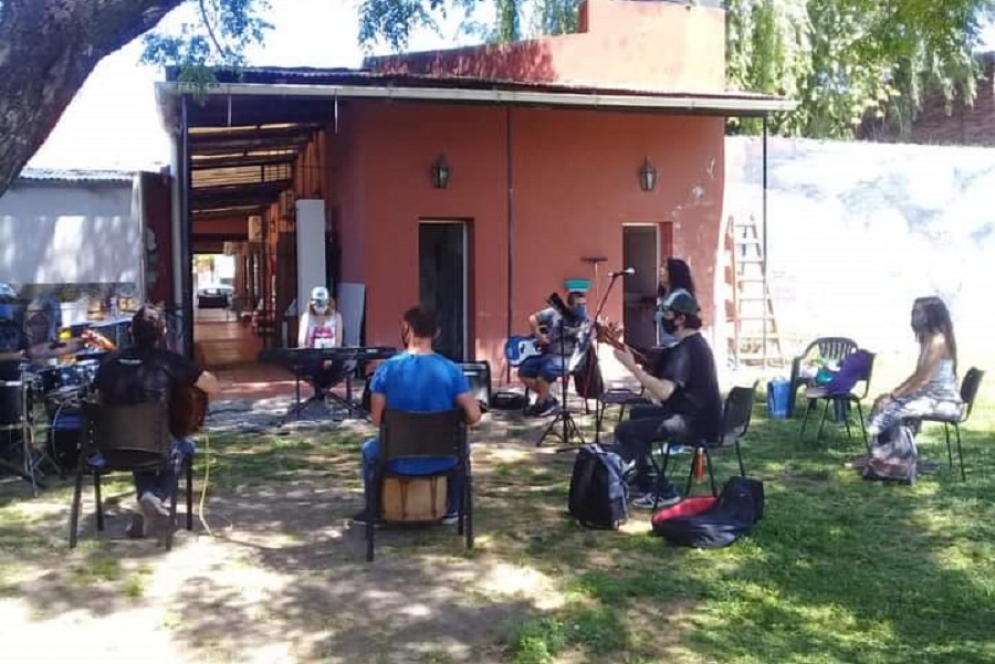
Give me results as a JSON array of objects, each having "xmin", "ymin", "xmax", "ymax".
[{"xmin": 353, "ymin": 304, "xmax": 482, "ymax": 524}]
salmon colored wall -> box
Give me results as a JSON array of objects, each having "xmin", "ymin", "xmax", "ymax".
[
  {"xmin": 325, "ymin": 101, "xmax": 725, "ymax": 381},
  {"xmin": 368, "ymin": 0, "xmax": 725, "ymax": 93},
  {"xmin": 328, "ymin": 102, "xmax": 368, "ymax": 284},
  {"xmin": 193, "ymin": 217, "xmax": 247, "ymax": 236}
]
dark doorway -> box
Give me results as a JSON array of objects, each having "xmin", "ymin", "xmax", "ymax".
[
  {"xmin": 622, "ymin": 224, "xmax": 660, "ymax": 350},
  {"xmin": 419, "ymin": 221, "xmax": 468, "ymax": 360}
]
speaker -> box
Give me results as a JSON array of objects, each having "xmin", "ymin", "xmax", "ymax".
[{"xmin": 459, "ymin": 361, "xmax": 492, "ymax": 410}]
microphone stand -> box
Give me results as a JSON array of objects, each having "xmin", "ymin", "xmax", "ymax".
[
  {"xmin": 585, "ymin": 273, "xmax": 626, "ymax": 444},
  {"xmin": 536, "ymin": 297, "xmax": 585, "ymax": 451}
]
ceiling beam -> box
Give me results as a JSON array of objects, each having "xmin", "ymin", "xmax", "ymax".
[
  {"xmin": 190, "ymin": 153, "xmax": 299, "ymax": 170},
  {"xmin": 189, "ymin": 124, "xmax": 319, "ymax": 144},
  {"xmin": 193, "ymin": 207, "xmax": 267, "ymax": 220},
  {"xmin": 190, "ymin": 135, "xmax": 312, "ymax": 156}
]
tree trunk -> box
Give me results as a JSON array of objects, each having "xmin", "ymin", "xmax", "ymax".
[{"xmin": 0, "ymin": 0, "xmax": 184, "ymax": 197}]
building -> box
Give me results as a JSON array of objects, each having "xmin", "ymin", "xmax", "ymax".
[
  {"xmin": 0, "ymin": 168, "xmax": 153, "ymax": 342},
  {"xmin": 155, "ymin": 0, "xmax": 794, "ymax": 378}
]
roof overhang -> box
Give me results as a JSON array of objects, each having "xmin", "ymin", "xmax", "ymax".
[{"xmin": 155, "ymin": 80, "xmax": 797, "ymax": 132}]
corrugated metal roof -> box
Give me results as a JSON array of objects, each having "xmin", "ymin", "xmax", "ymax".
[
  {"xmin": 163, "ymin": 65, "xmax": 786, "ymax": 103},
  {"xmin": 18, "ymin": 168, "xmax": 135, "ymax": 184}
]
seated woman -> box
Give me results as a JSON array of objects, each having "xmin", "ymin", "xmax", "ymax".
[
  {"xmin": 655, "ymin": 257, "xmax": 696, "ymax": 348},
  {"xmin": 297, "ymin": 286, "xmax": 346, "ymax": 399},
  {"xmin": 862, "ymin": 296, "xmax": 963, "ymax": 481}
]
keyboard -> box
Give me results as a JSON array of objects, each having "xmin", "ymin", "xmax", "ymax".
[{"xmin": 258, "ymin": 346, "xmax": 398, "ymax": 367}]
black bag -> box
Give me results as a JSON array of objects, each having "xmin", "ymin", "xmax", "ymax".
[
  {"xmin": 651, "ymin": 476, "xmax": 765, "ymax": 549},
  {"xmin": 568, "ymin": 444, "xmax": 629, "ymax": 530}
]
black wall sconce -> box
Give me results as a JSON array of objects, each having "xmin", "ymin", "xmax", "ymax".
[
  {"xmin": 431, "ymin": 154, "xmax": 451, "ymax": 189},
  {"xmin": 639, "ymin": 157, "xmax": 658, "ymax": 192}
]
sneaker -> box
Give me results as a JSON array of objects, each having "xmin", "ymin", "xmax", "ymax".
[
  {"xmin": 441, "ymin": 513, "xmax": 459, "ymax": 526},
  {"xmin": 138, "ymin": 492, "xmax": 171, "ymax": 537},
  {"xmin": 535, "ymin": 397, "xmax": 560, "ymax": 417},
  {"xmin": 125, "ymin": 513, "xmax": 146, "ymax": 539},
  {"xmin": 351, "ymin": 509, "xmax": 374, "ymax": 524},
  {"xmin": 630, "ymin": 487, "xmax": 681, "ymax": 510}
]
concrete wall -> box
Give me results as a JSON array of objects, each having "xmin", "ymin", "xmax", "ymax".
[
  {"xmin": 723, "ymin": 136, "xmax": 995, "ymax": 372},
  {"xmin": 0, "ymin": 179, "xmax": 143, "ymax": 286}
]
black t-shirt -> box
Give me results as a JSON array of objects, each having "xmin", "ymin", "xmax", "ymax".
[
  {"xmin": 93, "ymin": 347, "xmax": 203, "ymax": 407},
  {"xmin": 657, "ymin": 333, "xmax": 723, "ymax": 443}
]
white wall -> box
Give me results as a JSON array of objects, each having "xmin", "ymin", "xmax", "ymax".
[
  {"xmin": 0, "ymin": 180, "xmax": 142, "ymax": 286},
  {"xmin": 723, "ymin": 137, "xmax": 995, "ymax": 370}
]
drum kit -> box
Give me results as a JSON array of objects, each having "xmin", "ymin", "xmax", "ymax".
[{"xmin": 0, "ymin": 330, "xmax": 115, "ymax": 490}]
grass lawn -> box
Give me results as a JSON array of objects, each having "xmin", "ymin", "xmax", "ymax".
[{"xmin": 1, "ymin": 385, "xmax": 993, "ymax": 663}]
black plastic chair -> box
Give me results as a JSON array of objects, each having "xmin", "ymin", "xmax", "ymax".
[
  {"xmin": 919, "ymin": 367, "xmax": 984, "ymax": 481},
  {"xmin": 366, "ymin": 408, "xmax": 472, "ymax": 562},
  {"xmin": 69, "ymin": 401, "xmax": 194, "ymax": 550},
  {"xmin": 788, "ymin": 337, "xmax": 859, "ymax": 418},
  {"xmin": 653, "ymin": 383, "xmax": 758, "ymax": 500},
  {"xmin": 799, "ymin": 352, "xmax": 875, "ymax": 448}
]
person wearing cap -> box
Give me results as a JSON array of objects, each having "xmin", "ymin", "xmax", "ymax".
[
  {"xmin": 297, "ymin": 286, "xmax": 346, "ymax": 398},
  {"xmin": 610, "ymin": 292, "xmax": 723, "ymax": 509}
]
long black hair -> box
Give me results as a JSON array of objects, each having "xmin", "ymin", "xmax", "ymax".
[
  {"xmin": 913, "ymin": 296, "xmax": 957, "ymax": 370},
  {"xmin": 659, "ymin": 257, "xmax": 696, "ymax": 298}
]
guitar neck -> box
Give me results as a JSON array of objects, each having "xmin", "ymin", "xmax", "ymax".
[{"xmin": 599, "ymin": 335, "xmax": 650, "ymax": 365}]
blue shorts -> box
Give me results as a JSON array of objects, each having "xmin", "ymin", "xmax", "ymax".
[{"xmin": 518, "ymin": 353, "xmax": 567, "ymax": 383}]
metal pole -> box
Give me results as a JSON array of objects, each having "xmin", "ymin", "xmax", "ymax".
[
  {"xmin": 505, "ymin": 106, "xmax": 515, "ymax": 384},
  {"xmin": 761, "ymin": 115, "xmax": 769, "ymax": 367},
  {"xmin": 180, "ymin": 95, "xmax": 195, "ymax": 359}
]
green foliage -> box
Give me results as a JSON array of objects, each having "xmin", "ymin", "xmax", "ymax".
[{"xmin": 727, "ymin": 0, "xmax": 995, "ymax": 138}]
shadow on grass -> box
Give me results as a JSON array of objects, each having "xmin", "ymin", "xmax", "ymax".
[{"xmin": 1, "ymin": 397, "xmax": 993, "ymax": 663}]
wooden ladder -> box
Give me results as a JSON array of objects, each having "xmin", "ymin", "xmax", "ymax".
[{"xmin": 726, "ymin": 215, "xmax": 783, "ymax": 367}]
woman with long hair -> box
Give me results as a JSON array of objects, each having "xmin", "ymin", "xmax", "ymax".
[
  {"xmin": 862, "ymin": 296, "xmax": 963, "ymax": 481},
  {"xmin": 655, "ymin": 257, "xmax": 696, "ymax": 347}
]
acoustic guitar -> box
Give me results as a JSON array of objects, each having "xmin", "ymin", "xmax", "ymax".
[
  {"xmin": 170, "ymin": 384, "xmax": 209, "ymax": 439},
  {"xmin": 594, "ymin": 321, "xmax": 653, "ymax": 368}
]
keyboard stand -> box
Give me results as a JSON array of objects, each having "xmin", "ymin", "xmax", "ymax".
[{"xmin": 280, "ymin": 363, "xmax": 368, "ymax": 424}]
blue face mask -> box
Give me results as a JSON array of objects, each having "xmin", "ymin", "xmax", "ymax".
[{"xmin": 573, "ymin": 305, "xmax": 588, "ymax": 322}]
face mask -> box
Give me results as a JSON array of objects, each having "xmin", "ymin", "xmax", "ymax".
[
  {"xmin": 661, "ymin": 317, "xmax": 679, "ymax": 335},
  {"xmin": 573, "ymin": 305, "xmax": 588, "ymax": 322},
  {"xmin": 911, "ymin": 311, "xmax": 929, "ymax": 332},
  {"xmin": 313, "ymin": 303, "xmax": 329, "ymax": 315}
]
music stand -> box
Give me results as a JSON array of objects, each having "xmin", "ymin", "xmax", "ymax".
[{"xmin": 537, "ymin": 319, "xmax": 590, "ymax": 451}]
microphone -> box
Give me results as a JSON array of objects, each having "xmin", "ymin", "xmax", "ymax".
[{"xmin": 609, "ymin": 267, "xmax": 636, "ymax": 277}]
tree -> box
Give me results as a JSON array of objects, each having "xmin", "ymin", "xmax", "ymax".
[
  {"xmin": 483, "ymin": 0, "xmax": 995, "ymax": 139},
  {"xmin": 726, "ymin": 0, "xmax": 995, "ymax": 138}
]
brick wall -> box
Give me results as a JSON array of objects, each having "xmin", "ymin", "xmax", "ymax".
[{"xmin": 861, "ymin": 53, "xmax": 995, "ymax": 146}]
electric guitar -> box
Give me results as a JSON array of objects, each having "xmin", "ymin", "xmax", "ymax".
[{"xmin": 504, "ymin": 335, "xmax": 546, "ymax": 367}]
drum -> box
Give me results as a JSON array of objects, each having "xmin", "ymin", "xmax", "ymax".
[
  {"xmin": 37, "ymin": 364, "xmax": 86, "ymax": 397},
  {"xmin": 75, "ymin": 359, "xmax": 100, "ymax": 387},
  {"xmin": 47, "ymin": 408, "xmax": 83, "ymax": 472}
]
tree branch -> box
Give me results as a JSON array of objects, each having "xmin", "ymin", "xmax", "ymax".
[
  {"xmin": 0, "ymin": 0, "xmax": 185, "ymax": 196},
  {"xmin": 197, "ymin": 0, "xmax": 232, "ymax": 59}
]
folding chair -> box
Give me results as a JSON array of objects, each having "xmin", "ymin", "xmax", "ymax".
[
  {"xmin": 800, "ymin": 351, "xmax": 875, "ymax": 448},
  {"xmin": 788, "ymin": 337, "xmax": 859, "ymax": 418},
  {"xmin": 366, "ymin": 408, "xmax": 472, "ymax": 562},
  {"xmin": 919, "ymin": 367, "xmax": 985, "ymax": 481},
  {"xmin": 69, "ymin": 401, "xmax": 194, "ymax": 551},
  {"xmin": 653, "ymin": 383, "xmax": 758, "ymax": 502}
]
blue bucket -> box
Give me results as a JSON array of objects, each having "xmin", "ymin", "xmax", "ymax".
[{"xmin": 767, "ymin": 378, "xmax": 790, "ymax": 420}]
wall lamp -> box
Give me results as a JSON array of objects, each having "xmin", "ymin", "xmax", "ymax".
[
  {"xmin": 431, "ymin": 154, "xmax": 451, "ymax": 189},
  {"xmin": 639, "ymin": 157, "xmax": 658, "ymax": 192}
]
